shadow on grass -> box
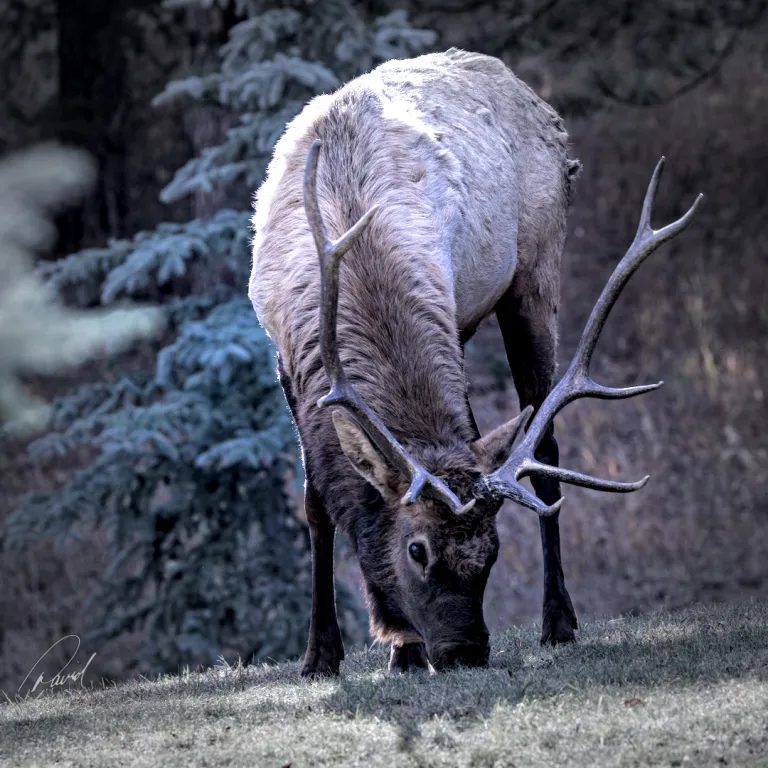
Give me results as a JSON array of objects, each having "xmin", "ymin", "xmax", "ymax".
[
  {"xmin": 317, "ymin": 602, "xmax": 768, "ymax": 721},
  {"xmin": 2, "ymin": 602, "xmax": 767, "ymax": 753}
]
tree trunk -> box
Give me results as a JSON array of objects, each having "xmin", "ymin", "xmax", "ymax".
[{"xmin": 55, "ymin": 0, "xmax": 128, "ymax": 255}]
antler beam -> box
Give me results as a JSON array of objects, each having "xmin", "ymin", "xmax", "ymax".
[
  {"xmin": 304, "ymin": 139, "xmax": 476, "ymax": 515},
  {"xmin": 478, "ymin": 157, "xmax": 703, "ymax": 517}
]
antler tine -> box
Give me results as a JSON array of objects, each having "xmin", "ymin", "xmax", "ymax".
[
  {"xmin": 304, "ymin": 140, "xmax": 475, "ymax": 516},
  {"xmin": 480, "ymin": 159, "xmax": 702, "ymax": 517},
  {"xmin": 570, "ymin": 157, "xmax": 703, "ymax": 382}
]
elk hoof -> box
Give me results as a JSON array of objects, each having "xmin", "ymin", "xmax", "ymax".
[
  {"xmin": 300, "ymin": 639, "xmax": 344, "ymax": 678},
  {"xmin": 388, "ymin": 641, "xmax": 429, "ymax": 674},
  {"xmin": 540, "ymin": 595, "xmax": 578, "ymax": 646}
]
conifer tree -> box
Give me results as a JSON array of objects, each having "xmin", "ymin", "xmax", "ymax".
[{"xmin": 2, "ymin": 0, "xmax": 437, "ymax": 674}]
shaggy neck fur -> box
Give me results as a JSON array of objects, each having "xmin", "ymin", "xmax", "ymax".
[
  {"xmin": 286, "ymin": 91, "xmax": 480, "ymax": 519},
  {"xmin": 293, "ymin": 228, "xmax": 478, "ymax": 510}
]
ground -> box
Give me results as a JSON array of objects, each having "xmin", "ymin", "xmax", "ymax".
[{"xmin": 2, "ymin": 602, "xmax": 767, "ymax": 767}]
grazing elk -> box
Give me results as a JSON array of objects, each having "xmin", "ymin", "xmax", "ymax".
[{"xmin": 249, "ymin": 49, "xmax": 701, "ymax": 676}]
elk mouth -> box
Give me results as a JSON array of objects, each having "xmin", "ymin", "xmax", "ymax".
[{"xmin": 428, "ymin": 638, "xmax": 490, "ymax": 671}]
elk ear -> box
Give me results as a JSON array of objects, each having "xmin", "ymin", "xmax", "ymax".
[
  {"xmin": 470, "ymin": 405, "xmax": 534, "ymax": 473},
  {"xmin": 332, "ymin": 410, "xmax": 398, "ymax": 497}
]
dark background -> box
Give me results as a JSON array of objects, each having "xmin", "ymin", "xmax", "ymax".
[{"xmin": 1, "ymin": 0, "xmax": 766, "ymax": 693}]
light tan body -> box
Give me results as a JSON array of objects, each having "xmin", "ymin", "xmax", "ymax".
[{"xmin": 251, "ymin": 48, "xmax": 572, "ymax": 364}]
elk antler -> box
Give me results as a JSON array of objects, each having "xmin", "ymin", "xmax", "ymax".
[
  {"xmin": 476, "ymin": 158, "xmax": 703, "ymax": 517},
  {"xmin": 304, "ymin": 140, "xmax": 476, "ymax": 515}
]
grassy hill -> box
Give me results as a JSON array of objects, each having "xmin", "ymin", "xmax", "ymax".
[{"xmin": 2, "ymin": 602, "xmax": 767, "ymax": 767}]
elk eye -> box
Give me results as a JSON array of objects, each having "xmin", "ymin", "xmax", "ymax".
[{"xmin": 408, "ymin": 542, "xmax": 428, "ymax": 567}]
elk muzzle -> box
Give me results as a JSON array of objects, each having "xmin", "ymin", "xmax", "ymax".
[{"xmin": 427, "ymin": 628, "xmax": 490, "ymax": 671}]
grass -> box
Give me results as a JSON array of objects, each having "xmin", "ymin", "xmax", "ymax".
[{"xmin": 1, "ymin": 602, "xmax": 767, "ymax": 767}]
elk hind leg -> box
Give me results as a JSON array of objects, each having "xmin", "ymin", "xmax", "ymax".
[{"xmin": 495, "ymin": 271, "xmax": 578, "ymax": 646}]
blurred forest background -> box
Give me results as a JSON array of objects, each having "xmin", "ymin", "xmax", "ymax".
[{"xmin": 0, "ymin": 0, "xmax": 766, "ymax": 693}]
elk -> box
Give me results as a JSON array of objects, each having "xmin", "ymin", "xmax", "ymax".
[{"xmin": 249, "ymin": 48, "xmax": 701, "ymax": 676}]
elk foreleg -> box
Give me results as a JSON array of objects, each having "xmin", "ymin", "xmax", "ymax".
[
  {"xmin": 277, "ymin": 354, "xmax": 345, "ymax": 676},
  {"xmin": 302, "ymin": 493, "xmax": 345, "ymax": 677},
  {"xmin": 460, "ymin": 340, "xmax": 482, "ymax": 441},
  {"xmin": 495, "ymin": 282, "xmax": 578, "ymax": 646}
]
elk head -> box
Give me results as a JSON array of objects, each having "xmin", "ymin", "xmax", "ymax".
[{"xmin": 304, "ymin": 139, "xmax": 701, "ymax": 670}]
